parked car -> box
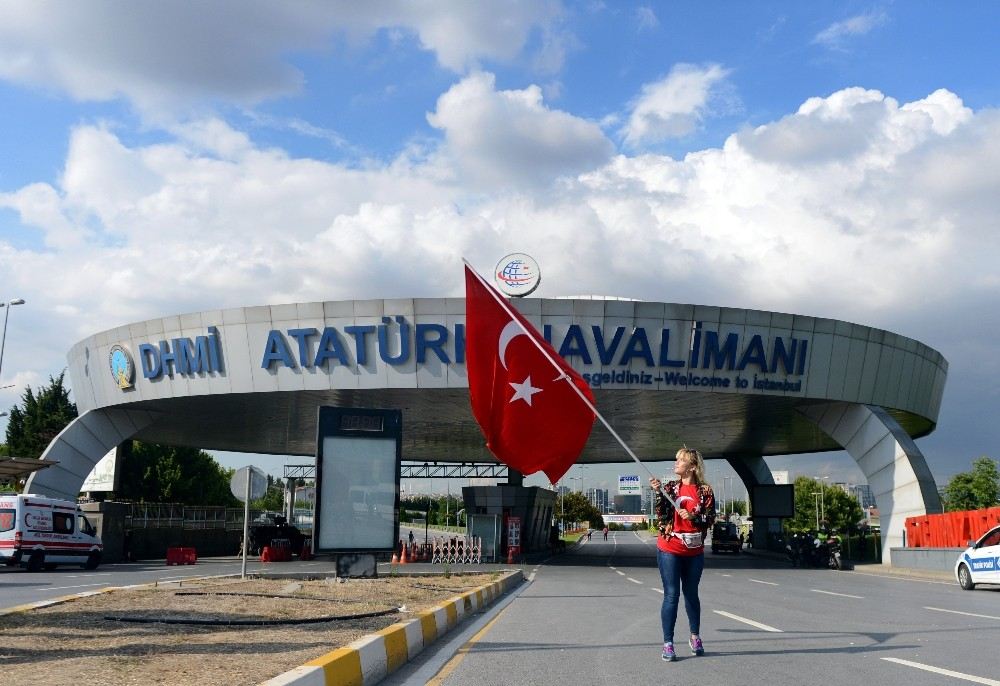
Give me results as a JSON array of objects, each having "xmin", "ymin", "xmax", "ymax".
[
  {"xmin": 955, "ymin": 524, "xmax": 1000, "ymax": 590},
  {"xmin": 711, "ymin": 521, "xmax": 743, "ymax": 554}
]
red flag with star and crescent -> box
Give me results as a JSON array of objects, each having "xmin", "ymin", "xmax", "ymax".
[{"xmin": 464, "ymin": 265, "xmax": 596, "ymax": 484}]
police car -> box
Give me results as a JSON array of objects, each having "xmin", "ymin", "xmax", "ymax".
[{"xmin": 955, "ymin": 524, "xmax": 1000, "ymax": 590}]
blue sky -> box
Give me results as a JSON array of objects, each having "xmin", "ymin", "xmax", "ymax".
[{"xmin": 1, "ymin": 2, "xmax": 999, "ymax": 498}]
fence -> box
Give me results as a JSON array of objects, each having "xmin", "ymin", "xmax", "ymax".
[
  {"xmin": 905, "ymin": 507, "xmax": 1000, "ymax": 548},
  {"xmin": 124, "ymin": 503, "xmax": 265, "ymax": 531}
]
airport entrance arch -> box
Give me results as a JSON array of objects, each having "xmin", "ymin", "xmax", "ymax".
[{"xmin": 26, "ymin": 298, "xmax": 947, "ymax": 562}]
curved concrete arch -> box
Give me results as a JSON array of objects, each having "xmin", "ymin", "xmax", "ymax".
[
  {"xmin": 798, "ymin": 402, "xmax": 942, "ymax": 563},
  {"xmin": 24, "ymin": 408, "xmax": 159, "ymax": 500}
]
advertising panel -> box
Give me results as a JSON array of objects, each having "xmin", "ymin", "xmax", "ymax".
[
  {"xmin": 618, "ymin": 474, "xmax": 641, "ymax": 495},
  {"xmin": 81, "ymin": 447, "xmax": 121, "ymax": 492},
  {"xmin": 314, "ymin": 408, "xmax": 401, "ymax": 553}
]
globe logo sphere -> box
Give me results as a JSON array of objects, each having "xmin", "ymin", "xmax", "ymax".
[
  {"xmin": 109, "ymin": 344, "xmax": 135, "ymax": 390},
  {"xmin": 494, "ymin": 253, "xmax": 541, "ymax": 296}
]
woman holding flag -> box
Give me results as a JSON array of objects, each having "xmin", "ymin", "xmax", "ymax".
[{"xmin": 650, "ymin": 448, "xmax": 716, "ymax": 662}]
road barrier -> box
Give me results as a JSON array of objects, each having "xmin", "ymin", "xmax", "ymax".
[
  {"xmin": 165, "ymin": 547, "xmax": 197, "ymax": 565},
  {"xmin": 905, "ymin": 507, "xmax": 1000, "ymax": 547}
]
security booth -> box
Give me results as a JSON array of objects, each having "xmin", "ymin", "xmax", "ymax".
[{"xmin": 313, "ymin": 407, "xmax": 402, "ymax": 577}]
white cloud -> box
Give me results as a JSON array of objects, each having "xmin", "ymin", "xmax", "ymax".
[
  {"xmin": 426, "ymin": 72, "xmax": 614, "ymax": 188},
  {"xmin": 621, "ymin": 63, "xmax": 734, "ymax": 147},
  {"xmin": 0, "ymin": 1, "xmax": 568, "ymax": 114},
  {"xmin": 636, "ymin": 6, "xmax": 659, "ymax": 31},
  {"xmin": 2, "ymin": 85, "xmax": 1000, "ymax": 484},
  {"xmin": 813, "ymin": 10, "xmax": 888, "ymax": 49}
]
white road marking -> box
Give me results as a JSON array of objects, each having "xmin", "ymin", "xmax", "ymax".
[
  {"xmin": 720, "ymin": 573, "xmax": 732, "ymax": 577},
  {"xmin": 713, "ymin": 610, "xmax": 783, "ymax": 633},
  {"xmin": 626, "ymin": 577, "xmax": 642, "ymax": 585},
  {"xmin": 882, "ymin": 657, "xmax": 1000, "ymax": 685},
  {"xmin": 615, "ymin": 570, "xmax": 626, "ymax": 576},
  {"xmin": 811, "ymin": 589, "xmax": 864, "ymax": 599},
  {"xmin": 925, "ymin": 606, "xmax": 1000, "ymax": 621},
  {"xmin": 749, "ymin": 578, "xmax": 779, "ymax": 586},
  {"xmin": 609, "ymin": 566, "xmax": 616, "ymax": 570},
  {"xmin": 651, "ymin": 588, "xmax": 664, "ymax": 594},
  {"xmin": 44, "ymin": 583, "xmax": 110, "ymax": 592}
]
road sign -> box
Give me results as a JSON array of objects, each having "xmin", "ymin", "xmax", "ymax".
[{"xmin": 231, "ymin": 466, "xmax": 267, "ymax": 502}]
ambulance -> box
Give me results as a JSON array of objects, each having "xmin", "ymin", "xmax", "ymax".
[{"xmin": 0, "ymin": 494, "xmax": 103, "ymax": 571}]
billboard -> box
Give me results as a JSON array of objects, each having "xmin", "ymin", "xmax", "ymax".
[
  {"xmin": 618, "ymin": 474, "xmax": 641, "ymax": 495},
  {"xmin": 751, "ymin": 484, "xmax": 795, "ymax": 518},
  {"xmin": 313, "ymin": 407, "xmax": 401, "ymax": 553},
  {"xmin": 81, "ymin": 446, "xmax": 121, "ymax": 492},
  {"xmin": 603, "ymin": 514, "xmax": 648, "ymax": 524}
]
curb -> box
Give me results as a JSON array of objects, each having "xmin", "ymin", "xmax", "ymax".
[{"xmin": 259, "ymin": 570, "xmax": 524, "ymax": 686}]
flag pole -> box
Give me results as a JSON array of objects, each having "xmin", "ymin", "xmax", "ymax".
[{"xmin": 463, "ymin": 259, "xmax": 678, "ymax": 507}]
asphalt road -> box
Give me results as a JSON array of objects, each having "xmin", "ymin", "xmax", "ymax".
[{"xmin": 386, "ymin": 530, "xmax": 1000, "ymax": 686}]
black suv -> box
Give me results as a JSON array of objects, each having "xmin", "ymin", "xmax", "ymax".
[{"xmin": 711, "ymin": 522, "xmax": 743, "ymax": 554}]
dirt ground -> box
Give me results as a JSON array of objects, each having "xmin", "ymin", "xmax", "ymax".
[{"xmin": 0, "ymin": 572, "xmax": 500, "ymax": 685}]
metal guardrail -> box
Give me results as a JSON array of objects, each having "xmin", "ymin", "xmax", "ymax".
[{"xmin": 124, "ymin": 503, "xmax": 265, "ymax": 530}]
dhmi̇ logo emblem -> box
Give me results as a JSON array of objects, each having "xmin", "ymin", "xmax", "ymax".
[
  {"xmin": 494, "ymin": 253, "xmax": 541, "ymax": 297},
  {"xmin": 109, "ymin": 344, "xmax": 135, "ymax": 390}
]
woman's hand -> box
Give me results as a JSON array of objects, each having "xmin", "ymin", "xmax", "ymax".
[
  {"xmin": 676, "ymin": 509, "xmax": 695, "ymax": 521},
  {"xmin": 649, "ymin": 477, "xmax": 661, "ymax": 492}
]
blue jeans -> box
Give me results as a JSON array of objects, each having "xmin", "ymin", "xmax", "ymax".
[{"xmin": 657, "ymin": 548, "xmax": 704, "ymax": 643}]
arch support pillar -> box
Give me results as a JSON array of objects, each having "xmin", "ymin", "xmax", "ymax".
[
  {"xmin": 24, "ymin": 408, "xmax": 158, "ymax": 500},
  {"xmin": 726, "ymin": 455, "xmax": 777, "ymax": 551},
  {"xmin": 798, "ymin": 402, "xmax": 942, "ymax": 564}
]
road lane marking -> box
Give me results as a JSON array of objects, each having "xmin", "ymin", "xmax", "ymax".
[
  {"xmin": 713, "ymin": 610, "xmax": 783, "ymax": 633},
  {"xmin": 615, "ymin": 570, "xmax": 626, "ymax": 576},
  {"xmin": 609, "ymin": 566, "xmax": 616, "ymax": 570},
  {"xmin": 811, "ymin": 589, "xmax": 864, "ymax": 599},
  {"xmin": 925, "ymin": 606, "xmax": 1000, "ymax": 621},
  {"xmin": 626, "ymin": 577, "xmax": 642, "ymax": 584},
  {"xmin": 720, "ymin": 573, "xmax": 732, "ymax": 577},
  {"xmin": 44, "ymin": 583, "xmax": 110, "ymax": 592},
  {"xmin": 651, "ymin": 588, "xmax": 664, "ymax": 594},
  {"xmin": 882, "ymin": 657, "xmax": 1000, "ymax": 685},
  {"xmin": 749, "ymin": 579, "xmax": 779, "ymax": 586}
]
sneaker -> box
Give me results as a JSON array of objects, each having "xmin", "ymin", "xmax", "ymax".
[
  {"xmin": 661, "ymin": 642, "xmax": 677, "ymax": 662},
  {"xmin": 689, "ymin": 635, "xmax": 704, "ymax": 656}
]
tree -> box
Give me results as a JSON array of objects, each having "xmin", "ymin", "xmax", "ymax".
[
  {"xmin": 5, "ymin": 371, "xmax": 77, "ymax": 458},
  {"xmin": 787, "ymin": 476, "xmax": 864, "ymax": 532},
  {"xmin": 251, "ymin": 476, "xmax": 286, "ymax": 511},
  {"xmin": 559, "ymin": 491, "xmax": 604, "ymax": 528},
  {"xmin": 116, "ymin": 441, "xmax": 240, "ymax": 506},
  {"xmin": 943, "ymin": 457, "xmax": 999, "ymax": 511}
]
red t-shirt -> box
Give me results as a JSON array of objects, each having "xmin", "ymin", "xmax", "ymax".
[{"xmin": 656, "ymin": 483, "xmax": 704, "ymax": 556}]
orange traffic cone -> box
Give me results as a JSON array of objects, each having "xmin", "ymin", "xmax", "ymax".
[
  {"xmin": 506, "ymin": 547, "xmax": 514, "ymax": 564},
  {"xmin": 400, "ymin": 542, "xmax": 409, "ymax": 564}
]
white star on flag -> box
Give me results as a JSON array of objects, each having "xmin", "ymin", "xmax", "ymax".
[{"xmin": 508, "ymin": 376, "xmax": 542, "ymax": 405}]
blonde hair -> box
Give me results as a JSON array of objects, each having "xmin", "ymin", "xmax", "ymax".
[{"xmin": 675, "ymin": 447, "xmax": 706, "ymax": 485}]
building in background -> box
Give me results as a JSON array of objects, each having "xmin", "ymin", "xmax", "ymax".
[
  {"xmin": 614, "ymin": 494, "xmax": 642, "ymax": 514},
  {"xmin": 586, "ymin": 487, "xmax": 609, "ymax": 513}
]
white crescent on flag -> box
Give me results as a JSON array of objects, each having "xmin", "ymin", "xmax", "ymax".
[
  {"xmin": 498, "ymin": 320, "xmax": 527, "ymax": 370},
  {"xmin": 675, "ymin": 495, "xmax": 695, "ymax": 509}
]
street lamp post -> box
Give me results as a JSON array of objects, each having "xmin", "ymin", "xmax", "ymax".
[
  {"xmin": 0, "ymin": 298, "xmax": 26, "ymax": 384},
  {"xmin": 812, "ymin": 492, "xmax": 821, "ymax": 530},
  {"xmin": 723, "ymin": 476, "xmax": 734, "ymax": 520}
]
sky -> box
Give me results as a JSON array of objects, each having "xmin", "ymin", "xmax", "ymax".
[{"xmin": 1, "ymin": 2, "xmax": 999, "ymax": 501}]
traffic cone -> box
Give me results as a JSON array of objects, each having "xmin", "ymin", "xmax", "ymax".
[
  {"xmin": 400, "ymin": 542, "xmax": 409, "ymax": 564},
  {"xmin": 506, "ymin": 547, "xmax": 514, "ymax": 564}
]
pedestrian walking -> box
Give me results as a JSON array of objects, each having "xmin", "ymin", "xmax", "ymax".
[
  {"xmin": 603, "ymin": 526, "xmax": 609, "ymax": 541},
  {"xmin": 650, "ymin": 447, "xmax": 716, "ymax": 662}
]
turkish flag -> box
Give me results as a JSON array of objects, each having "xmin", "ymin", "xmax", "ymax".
[{"xmin": 465, "ymin": 265, "xmax": 596, "ymax": 483}]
